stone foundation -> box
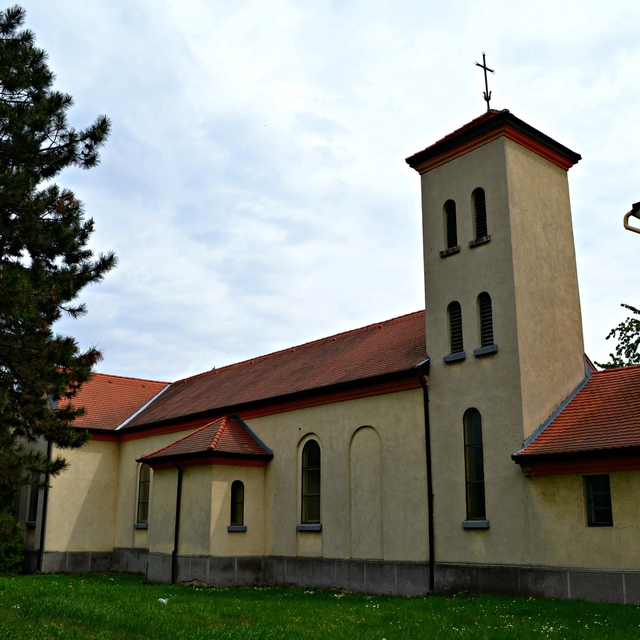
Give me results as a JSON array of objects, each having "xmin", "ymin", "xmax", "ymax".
[{"xmin": 35, "ymin": 550, "xmax": 640, "ymax": 604}]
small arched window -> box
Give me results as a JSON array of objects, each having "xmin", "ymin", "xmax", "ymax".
[
  {"xmin": 444, "ymin": 199, "xmax": 458, "ymax": 249},
  {"xmin": 230, "ymin": 480, "xmax": 245, "ymax": 526},
  {"xmin": 472, "ymin": 188, "xmax": 488, "ymax": 240},
  {"xmin": 136, "ymin": 464, "xmax": 151, "ymax": 525},
  {"xmin": 301, "ymin": 440, "xmax": 321, "ymax": 524},
  {"xmin": 463, "ymin": 409, "xmax": 486, "ymax": 521},
  {"xmin": 448, "ymin": 301, "xmax": 464, "ymax": 354},
  {"xmin": 477, "ymin": 292, "xmax": 494, "ymax": 347}
]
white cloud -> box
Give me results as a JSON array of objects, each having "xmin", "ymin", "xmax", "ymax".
[{"xmin": 19, "ymin": 0, "xmax": 640, "ymax": 379}]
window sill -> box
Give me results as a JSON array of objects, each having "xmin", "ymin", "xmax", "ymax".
[
  {"xmin": 228, "ymin": 525, "xmax": 247, "ymax": 532},
  {"xmin": 443, "ymin": 351, "xmax": 466, "ymax": 364},
  {"xmin": 469, "ymin": 235, "xmax": 491, "ymax": 248},
  {"xmin": 296, "ymin": 524, "xmax": 322, "ymax": 532},
  {"xmin": 440, "ymin": 246, "xmax": 460, "ymax": 258},
  {"xmin": 134, "ymin": 523, "xmax": 148, "ymax": 530},
  {"xmin": 473, "ymin": 344, "xmax": 498, "ymax": 357},
  {"xmin": 462, "ymin": 520, "xmax": 490, "ymax": 530},
  {"xmin": 26, "ymin": 521, "xmax": 36, "ymax": 529}
]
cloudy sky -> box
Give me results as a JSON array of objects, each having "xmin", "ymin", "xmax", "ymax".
[{"xmin": 20, "ymin": 0, "xmax": 640, "ymax": 381}]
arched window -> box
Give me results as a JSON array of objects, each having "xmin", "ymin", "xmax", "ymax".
[
  {"xmin": 463, "ymin": 409, "xmax": 486, "ymax": 521},
  {"xmin": 478, "ymin": 292, "xmax": 494, "ymax": 347},
  {"xmin": 301, "ymin": 440, "xmax": 321, "ymax": 524},
  {"xmin": 472, "ymin": 188, "xmax": 488, "ymax": 240},
  {"xmin": 444, "ymin": 199, "xmax": 458, "ymax": 249},
  {"xmin": 230, "ymin": 480, "xmax": 244, "ymax": 526},
  {"xmin": 136, "ymin": 464, "xmax": 151, "ymax": 525},
  {"xmin": 448, "ymin": 301, "xmax": 464, "ymax": 354}
]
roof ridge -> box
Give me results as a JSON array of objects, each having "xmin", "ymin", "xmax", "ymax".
[
  {"xmin": 173, "ymin": 309, "xmax": 425, "ymax": 385},
  {"xmin": 140, "ymin": 418, "xmax": 221, "ymax": 459},
  {"xmin": 91, "ymin": 372, "xmax": 170, "ymax": 385},
  {"xmin": 209, "ymin": 415, "xmax": 229, "ymax": 450},
  {"xmin": 593, "ymin": 363, "xmax": 640, "ymax": 374}
]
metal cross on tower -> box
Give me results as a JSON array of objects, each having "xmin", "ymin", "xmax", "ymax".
[{"xmin": 475, "ymin": 52, "xmax": 495, "ymax": 112}]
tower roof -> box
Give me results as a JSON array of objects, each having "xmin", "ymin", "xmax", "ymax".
[{"xmin": 406, "ymin": 109, "xmax": 581, "ymax": 174}]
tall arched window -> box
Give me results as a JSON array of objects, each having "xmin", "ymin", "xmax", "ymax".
[
  {"xmin": 444, "ymin": 199, "xmax": 458, "ymax": 249},
  {"xmin": 136, "ymin": 464, "xmax": 151, "ymax": 525},
  {"xmin": 230, "ymin": 480, "xmax": 244, "ymax": 526},
  {"xmin": 301, "ymin": 440, "xmax": 321, "ymax": 524},
  {"xmin": 463, "ymin": 409, "xmax": 486, "ymax": 521},
  {"xmin": 448, "ymin": 301, "xmax": 464, "ymax": 354},
  {"xmin": 472, "ymin": 188, "xmax": 488, "ymax": 240},
  {"xmin": 477, "ymin": 292, "xmax": 494, "ymax": 347}
]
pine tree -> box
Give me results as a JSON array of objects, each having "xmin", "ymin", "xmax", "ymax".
[{"xmin": 0, "ymin": 5, "xmax": 115, "ymax": 569}]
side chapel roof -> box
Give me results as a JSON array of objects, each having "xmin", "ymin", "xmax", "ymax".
[
  {"xmin": 514, "ymin": 364, "xmax": 640, "ymax": 461},
  {"xmin": 138, "ymin": 415, "xmax": 272, "ymax": 467},
  {"xmin": 123, "ymin": 310, "xmax": 426, "ymax": 429}
]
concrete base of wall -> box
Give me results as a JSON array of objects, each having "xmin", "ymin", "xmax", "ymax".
[
  {"xmin": 39, "ymin": 548, "xmax": 147, "ymax": 575},
  {"xmin": 35, "ymin": 550, "xmax": 640, "ymax": 604}
]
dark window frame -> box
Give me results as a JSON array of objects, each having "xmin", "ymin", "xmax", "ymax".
[
  {"xmin": 463, "ymin": 408, "xmax": 486, "ymax": 521},
  {"xmin": 585, "ymin": 474, "xmax": 613, "ymax": 527},
  {"xmin": 473, "ymin": 188, "xmax": 488, "ymax": 240},
  {"xmin": 27, "ymin": 482, "xmax": 39, "ymax": 524},
  {"xmin": 448, "ymin": 301, "xmax": 464, "ymax": 355},
  {"xmin": 444, "ymin": 199, "xmax": 458, "ymax": 250},
  {"xmin": 136, "ymin": 463, "xmax": 151, "ymax": 525},
  {"xmin": 478, "ymin": 292, "xmax": 494, "ymax": 348},
  {"xmin": 230, "ymin": 480, "xmax": 245, "ymax": 527},
  {"xmin": 301, "ymin": 440, "xmax": 321, "ymax": 525}
]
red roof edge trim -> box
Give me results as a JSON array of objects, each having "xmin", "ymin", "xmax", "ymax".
[{"xmin": 209, "ymin": 416, "xmax": 229, "ymax": 450}]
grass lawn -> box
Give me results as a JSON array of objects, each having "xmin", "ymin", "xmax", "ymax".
[{"xmin": 0, "ymin": 573, "xmax": 639, "ymax": 639}]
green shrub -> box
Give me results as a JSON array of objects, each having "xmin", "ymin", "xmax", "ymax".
[{"xmin": 0, "ymin": 510, "xmax": 24, "ymax": 573}]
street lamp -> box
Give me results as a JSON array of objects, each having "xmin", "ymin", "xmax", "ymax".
[{"xmin": 623, "ymin": 202, "xmax": 640, "ymax": 234}]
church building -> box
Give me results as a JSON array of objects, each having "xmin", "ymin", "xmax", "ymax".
[{"xmin": 18, "ymin": 109, "xmax": 640, "ymax": 604}]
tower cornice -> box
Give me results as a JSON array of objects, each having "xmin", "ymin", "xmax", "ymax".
[{"xmin": 406, "ymin": 109, "xmax": 581, "ymax": 174}]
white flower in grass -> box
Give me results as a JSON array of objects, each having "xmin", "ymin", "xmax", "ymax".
[{"xmin": 158, "ymin": 598, "xmax": 168, "ymax": 604}]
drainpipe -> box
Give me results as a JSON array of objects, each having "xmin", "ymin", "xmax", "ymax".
[
  {"xmin": 416, "ymin": 358, "xmax": 435, "ymax": 593},
  {"xmin": 37, "ymin": 440, "xmax": 52, "ymax": 572},
  {"xmin": 171, "ymin": 461, "xmax": 183, "ymax": 584}
]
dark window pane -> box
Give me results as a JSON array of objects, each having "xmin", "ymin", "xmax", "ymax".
[
  {"xmin": 585, "ymin": 475, "xmax": 613, "ymax": 526},
  {"xmin": 478, "ymin": 292, "xmax": 494, "ymax": 347},
  {"xmin": 463, "ymin": 409, "xmax": 486, "ymax": 521},
  {"xmin": 302, "ymin": 441, "xmax": 321, "ymax": 524},
  {"xmin": 445, "ymin": 200, "xmax": 458, "ymax": 249},
  {"xmin": 474, "ymin": 188, "xmax": 488, "ymax": 239},
  {"xmin": 231, "ymin": 481, "xmax": 245, "ymax": 526},
  {"xmin": 449, "ymin": 302, "xmax": 463, "ymax": 354}
]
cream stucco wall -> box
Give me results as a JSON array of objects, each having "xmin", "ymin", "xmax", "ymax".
[
  {"xmin": 46, "ymin": 440, "xmax": 120, "ymax": 552},
  {"xmin": 113, "ymin": 430, "xmax": 194, "ymax": 550},
  {"xmin": 527, "ymin": 472, "xmax": 640, "ymax": 570},
  {"xmin": 248, "ymin": 389, "xmax": 429, "ymax": 563}
]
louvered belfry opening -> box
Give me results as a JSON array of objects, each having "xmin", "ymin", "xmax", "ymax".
[
  {"xmin": 448, "ymin": 301, "xmax": 463, "ymax": 354},
  {"xmin": 444, "ymin": 199, "xmax": 458, "ymax": 249},
  {"xmin": 478, "ymin": 292, "xmax": 494, "ymax": 347},
  {"xmin": 473, "ymin": 188, "xmax": 487, "ymax": 239}
]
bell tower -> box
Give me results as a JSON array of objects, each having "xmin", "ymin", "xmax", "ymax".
[
  {"xmin": 406, "ymin": 110, "xmax": 585, "ymax": 563},
  {"xmin": 407, "ymin": 109, "xmax": 584, "ymax": 441}
]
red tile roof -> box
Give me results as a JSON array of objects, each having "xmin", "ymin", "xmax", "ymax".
[
  {"xmin": 515, "ymin": 365, "xmax": 640, "ymax": 459},
  {"xmin": 139, "ymin": 415, "xmax": 272, "ymax": 463},
  {"xmin": 68, "ymin": 373, "xmax": 169, "ymax": 431},
  {"xmin": 125, "ymin": 310, "xmax": 426, "ymax": 429}
]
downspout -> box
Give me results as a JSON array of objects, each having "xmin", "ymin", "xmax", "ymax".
[
  {"xmin": 416, "ymin": 358, "xmax": 435, "ymax": 593},
  {"xmin": 37, "ymin": 440, "xmax": 52, "ymax": 572},
  {"xmin": 171, "ymin": 461, "xmax": 183, "ymax": 584}
]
